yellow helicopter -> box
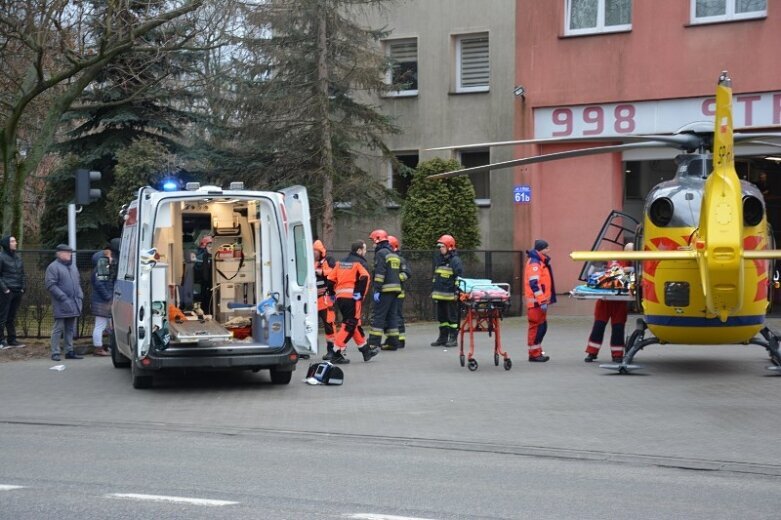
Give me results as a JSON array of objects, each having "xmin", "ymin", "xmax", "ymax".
[{"xmin": 429, "ymin": 71, "xmax": 781, "ymax": 374}]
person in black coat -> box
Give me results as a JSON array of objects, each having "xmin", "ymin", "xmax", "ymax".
[
  {"xmin": 90, "ymin": 245, "xmax": 115, "ymax": 356},
  {"xmin": 0, "ymin": 235, "xmax": 26, "ymax": 349}
]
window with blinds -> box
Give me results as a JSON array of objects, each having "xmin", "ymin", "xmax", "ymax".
[
  {"xmin": 456, "ymin": 33, "xmax": 490, "ymax": 93},
  {"xmin": 386, "ymin": 38, "xmax": 418, "ymax": 96}
]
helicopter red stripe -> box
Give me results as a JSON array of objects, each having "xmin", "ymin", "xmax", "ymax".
[
  {"xmin": 642, "ymin": 279, "xmax": 658, "ymax": 303},
  {"xmin": 743, "ymin": 235, "xmax": 766, "ymax": 276},
  {"xmin": 755, "ymin": 279, "xmax": 768, "ymax": 302}
]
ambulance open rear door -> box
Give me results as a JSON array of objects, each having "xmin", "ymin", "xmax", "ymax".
[{"xmin": 279, "ymin": 186, "xmax": 318, "ymax": 357}]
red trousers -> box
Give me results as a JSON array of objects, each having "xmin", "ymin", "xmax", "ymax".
[
  {"xmin": 334, "ymin": 298, "xmax": 366, "ymax": 350},
  {"xmin": 586, "ymin": 300, "xmax": 628, "ymax": 359},
  {"xmin": 527, "ymin": 306, "xmax": 548, "ymax": 357}
]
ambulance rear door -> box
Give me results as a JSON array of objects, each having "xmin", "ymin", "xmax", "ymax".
[{"xmin": 278, "ymin": 186, "xmax": 317, "ymax": 356}]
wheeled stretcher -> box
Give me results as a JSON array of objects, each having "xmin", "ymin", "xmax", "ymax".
[{"xmin": 456, "ymin": 278, "xmax": 512, "ymax": 372}]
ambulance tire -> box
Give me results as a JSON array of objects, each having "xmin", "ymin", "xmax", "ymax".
[
  {"xmin": 111, "ymin": 332, "xmax": 130, "ymax": 369},
  {"xmin": 270, "ymin": 368, "xmax": 293, "ymax": 385},
  {"xmin": 132, "ymin": 362, "xmax": 154, "ymax": 389}
]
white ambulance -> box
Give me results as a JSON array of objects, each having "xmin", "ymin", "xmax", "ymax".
[{"xmin": 110, "ymin": 183, "xmax": 317, "ymax": 389}]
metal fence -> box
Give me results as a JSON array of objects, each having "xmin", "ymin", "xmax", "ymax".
[
  {"xmin": 340, "ymin": 249, "xmax": 526, "ymax": 323},
  {"xmin": 8, "ymin": 249, "xmax": 525, "ymax": 338}
]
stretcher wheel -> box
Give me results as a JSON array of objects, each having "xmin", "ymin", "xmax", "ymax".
[
  {"xmin": 467, "ymin": 358, "xmax": 478, "ymax": 371},
  {"xmin": 504, "ymin": 358, "xmax": 512, "ymax": 371},
  {"xmin": 494, "ymin": 353, "xmax": 500, "ymax": 366},
  {"xmin": 459, "ymin": 354, "xmax": 465, "ymax": 367}
]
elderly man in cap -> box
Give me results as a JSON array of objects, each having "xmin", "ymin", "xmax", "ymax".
[
  {"xmin": 524, "ymin": 239, "xmax": 556, "ymax": 362},
  {"xmin": 45, "ymin": 244, "xmax": 85, "ymax": 361}
]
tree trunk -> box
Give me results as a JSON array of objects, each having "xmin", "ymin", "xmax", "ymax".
[{"xmin": 316, "ymin": 1, "xmax": 335, "ymax": 246}]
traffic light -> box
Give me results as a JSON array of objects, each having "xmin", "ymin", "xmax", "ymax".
[{"xmin": 75, "ymin": 169, "xmax": 101, "ymax": 204}]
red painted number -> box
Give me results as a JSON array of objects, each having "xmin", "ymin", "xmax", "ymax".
[
  {"xmin": 614, "ymin": 104, "xmax": 636, "ymax": 133},
  {"xmin": 552, "ymin": 108, "xmax": 573, "ymax": 136},
  {"xmin": 582, "ymin": 106, "xmax": 604, "ymax": 136}
]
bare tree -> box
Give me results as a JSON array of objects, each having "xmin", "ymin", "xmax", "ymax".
[{"xmin": 0, "ymin": 0, "xmax": 207, "ymax": 242}]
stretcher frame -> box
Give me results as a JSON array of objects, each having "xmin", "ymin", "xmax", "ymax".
[{"xmin": 456, "ymin": 281, "xmax": 512, "ymax": 372}]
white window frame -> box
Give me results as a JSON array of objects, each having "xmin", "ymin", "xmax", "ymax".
[
  {"xmin": 564, "ymin": 0, "xmax": 632, "ymax": 36},
  {"xmin": 689, "ymin": 0, "xmax": 766, "ymax": 24},
  {"xmin": 384, "ymin": 38, "xmax": 418, "ymax": 98},
  {"xmin": 455, "ymin": 33, "xmax": 490, "ymax": 93}
]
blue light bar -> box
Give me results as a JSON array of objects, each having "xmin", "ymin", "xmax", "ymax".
[{"xmin": 162, "ymin": 179, "xmax": 179, "ymax": 191}]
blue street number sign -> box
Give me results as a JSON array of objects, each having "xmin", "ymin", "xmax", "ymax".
[{"xmin": 513, "ymin": 185, "xmax": 531, "ymax": 204}]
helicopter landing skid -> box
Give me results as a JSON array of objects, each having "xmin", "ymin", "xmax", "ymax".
[
  {"xmin": 600, "ymin": 318, "xmax": 658, "ymax": 374},
  {"xmin": 749, "ymin": 327, "xmax": 781, "ymax": 373}
]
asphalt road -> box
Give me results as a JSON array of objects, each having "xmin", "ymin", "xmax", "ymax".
[{"xmin": 2, "ymin": 315, "xmax": 781, "ymax": 519}]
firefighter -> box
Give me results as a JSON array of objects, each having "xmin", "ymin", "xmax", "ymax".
[
  {"xmin": 584, "ymin": 243, "xmax": 634, "ymax": 363},
  {"xmin": 383, "ymin": 235, "xmax": 411, "ymax": 350},
  {"xmin": 367, "ymin": 229, "xmax": 403, "ymax": 351},
  {"xmin": 430, "ymin": 234, "xmax": 463, "ymax": 347},
  {"xmin": 325, "ymin": 241, "xmax": 378, "ymax": 363},
  {"xmin": 525, "ymin": 239, "xmax": 556, "ymax": 362},
  {"xmin": 313, "ymin": 240, "xmax": 337, "ymax": 360}
]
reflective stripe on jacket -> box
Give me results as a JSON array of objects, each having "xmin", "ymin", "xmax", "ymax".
[
  {"xmin": 431, "ymin": 251, "xmax": 463, "ymax": 301},
  {"xmin": 373, "ymin": 243, "xmax": 402, "ymax": 293},
  {"xmin": 327, "ymin": 252, "xmax": 370, "ymax": 299},
  {"xmin": 524, "ymin": 249, "xmax": 557, "ymax": 309}
]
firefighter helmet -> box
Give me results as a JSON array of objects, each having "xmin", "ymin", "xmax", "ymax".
[
  {"xmin": 436, "ymin": 234, "xmax": 456, "ymax": 250},
  {"xmin": 369, "ymin": 229, "xmax": 389, "ymax": 243},
  {"xmin": 388, "ymin": 235, "xmax": 400, "ymax": 251}
]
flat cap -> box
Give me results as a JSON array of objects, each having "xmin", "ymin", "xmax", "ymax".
[{"xmin": 56, "ymin": 244, "xmax": 74, "ymax": 252}]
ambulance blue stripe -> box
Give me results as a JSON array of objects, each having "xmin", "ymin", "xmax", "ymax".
[{"xmin": 645, "ymin": 315, "xmax": 765, "ymax": 327}]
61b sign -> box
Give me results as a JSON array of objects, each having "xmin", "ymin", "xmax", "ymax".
[{"xmin": 514, "ymin": 185, "xmax": 531, "ymax": 204}]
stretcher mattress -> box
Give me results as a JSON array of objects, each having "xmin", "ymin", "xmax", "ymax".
[
  {"xmin": 570, "ymin": 284, "xmax": 634, "ymax": 301},
  {"xmin": 457, "ymin": 278, "xmax": 510, "ymax": 301}
]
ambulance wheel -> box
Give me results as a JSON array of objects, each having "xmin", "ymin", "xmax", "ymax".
[
  {"xmin": 460, "ymin": 354, "xmax": 465, "ymax": 367},
  {"xmin": 110, "ymin": 333, "xmax": 130, "ymax": 369},
  {"xmin": 504, "ymin": 358, "xmax": 512, "ymax": 371},
  {"xmin": 494, "ymin": 353, "xmax": 500, "ymax": 366},
  {"xmin": 467, "ymin": 358, "xmax": 478, "ymax": 371},
  {"xmin": 270, "ymin": 368, "xmax": 292, "ymax": 385},
  {"xmin": 131, "ymin": 362, "xmax": 153, "ymax": 389}
]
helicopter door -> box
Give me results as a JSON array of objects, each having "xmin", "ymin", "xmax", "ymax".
[{"xmin": 577, "ymin": 210, "xmax": 640, "ymax": 282}]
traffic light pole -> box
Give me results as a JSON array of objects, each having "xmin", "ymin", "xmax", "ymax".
[{"xmin": 68, "ymin": 203, "xmax": 80, "ymax": 263}]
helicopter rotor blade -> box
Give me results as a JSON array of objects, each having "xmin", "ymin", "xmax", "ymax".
[
  {"xmin": 426, "ymin": 134, "xmax": 702, "ymax": 152},
  {"xmin": 734, "ymin": 132, "xmax": 781, "ymax": 143},
  {"xmin": 429, "ymin": 141, "xmax": 674, "ymax": 179},
  {"xmin": 736, "ymin": 140, "xmax": 781, "ymax": 151}
]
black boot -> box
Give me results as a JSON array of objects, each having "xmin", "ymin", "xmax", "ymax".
[
  {"xmin": 430, "ymin": 327, "xmax": 448, "ymax": 347},
  {"xmin": 382, "ymin": 336, "xmax": 399, "ymax": 351},
  {"xmin": 358, "ymin": 344, "xmax": 379, "ymax": 362},
  {"xmin": 398, "ymin": 338, "xmax": 405, "ymax": 349},
  {"xmin": 445, "ymin": 329, "xmax": 458, "ymax": 347},
  {"xmin": 322, "ymin": 342, "xmax": 335, "ymax": 360},
  {"xmin": 331, "ymin": 349, "xmax": 350, "ymax": 364}
]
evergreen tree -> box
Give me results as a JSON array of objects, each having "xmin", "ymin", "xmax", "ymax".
[
  {"xmin": 401, "ymin": 158, "xmax": 481, "ymax": 251},
  {"xmin": 223, "ymin": 0, "xmax": 398, "ymax": 244}
]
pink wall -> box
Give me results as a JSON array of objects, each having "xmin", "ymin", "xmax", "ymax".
[{"xmin": 514, "ymin": 0, "xmax": 781, "ymax": 289}]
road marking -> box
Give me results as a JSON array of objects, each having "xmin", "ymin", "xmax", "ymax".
[
  {"xmin": 347, "ymin": 515, "xmax": 440, "ymax": 520},
  {"xmin": 0, "ymin": 485, "xmax": 24, "ymax": 491},
  {"xmin": 107, "ymin": 493, "xmax": 238, "ymax": 506}
]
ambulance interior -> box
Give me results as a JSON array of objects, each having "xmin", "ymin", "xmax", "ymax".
[{"xmin": 149, "ymin": 197, "xmax": 284, "ymax": 350}]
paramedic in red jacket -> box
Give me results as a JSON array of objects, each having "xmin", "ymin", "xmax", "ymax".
[
  {"xmin": 584, "ymin": 243, "xmax": 634, "ymax": 363},
  {"xmin": 313, "ymin": 240, "xmax": 337, "ymax": 358},
  {"xmin": 326, "ymin": 241, "xmax": 379, "ymax": 364},
  {"xmin": 524, "ymin": 239, "xmax": 556, "ymax": 362}
]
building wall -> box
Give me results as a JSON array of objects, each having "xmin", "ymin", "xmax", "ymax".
[
  {"xmin": 515, "ymin": 0, "xmax": 781, "ymax": 288},
  {"xmin": 332, "ymin": 0, "xmax": 517, "ymax": 252}
]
